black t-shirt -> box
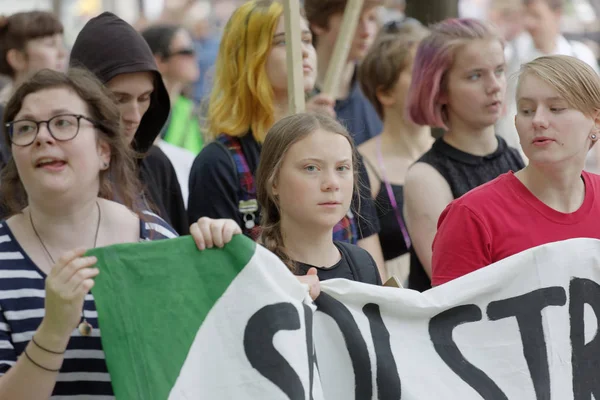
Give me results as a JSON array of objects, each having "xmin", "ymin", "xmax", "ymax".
[
  {"xmin": 375, "ymin": 183, "xmax": 409, "ymax": 261},
  {"xmin": 187, "ymin": 133, "xmax": 380, "ymax": 239},
  {"xmin": 295, "ymin": 241, "xmax": 381, "ymax": 285},
  {"xmin": 408, "ymin": 136, "xmax": 525, "ymax": 292},
  {"xmin": 363, "ymin": 159, "xmax": 409, "ymax": 261}
]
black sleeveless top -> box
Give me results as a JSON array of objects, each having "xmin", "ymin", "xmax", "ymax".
[
  {"xmin": 364, "ymin": 159, "xmax": 410, "ymax": 261},
  {"xmin": 409, "ymin": 136, "xmax": 525, "ymax": 292}
]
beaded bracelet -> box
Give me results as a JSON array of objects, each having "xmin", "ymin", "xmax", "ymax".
[
  {"xmin": 23, "ymin": 349, "xmax": 60, "ymax": 372},
  {"xmin": 31, "ymin": 336, "xmax": 65, "ymax": 355}
]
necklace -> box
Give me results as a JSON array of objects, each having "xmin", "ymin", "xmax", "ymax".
[{"xmin": 29, "ymin": 201, "xmax": 102, "ymax": 337}]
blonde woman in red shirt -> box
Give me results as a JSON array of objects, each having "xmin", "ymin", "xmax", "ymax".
[{"xmin": 432, "ymin": 55, "xmax": 600, "ymax": 286}]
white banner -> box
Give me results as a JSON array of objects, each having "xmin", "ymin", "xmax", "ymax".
[{"xmin": 239, "ymin": 238, "xmax": 600, "ymax": 400}]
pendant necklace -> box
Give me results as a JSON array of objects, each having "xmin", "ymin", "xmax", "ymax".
[{"xmin": 29, "ymin": 201, "xmax": 102, "ymax": 337}]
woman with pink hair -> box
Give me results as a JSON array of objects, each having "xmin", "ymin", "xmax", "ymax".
[{"xmin": 403, "ymin": 18, "xmax": 525, "ymax": 291}]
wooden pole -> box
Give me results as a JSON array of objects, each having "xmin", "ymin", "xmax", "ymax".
[
  {"xmin": 283, "ymin": 0, "xmax": 306, "ymax": 114},
  {"xmin": 52, "ymin": 0, "xmax": 62, "ymax": 17},
  {"xmin": 322, "ymin": 0, "xmax": 365, "ymax": 98}
]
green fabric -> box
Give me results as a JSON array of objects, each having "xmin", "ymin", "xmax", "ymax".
[
  {"xmin": 163, "ymin": 96, "xmax": 204, "ymax": 155},
  {"xmin": 88, "ymin": 235, "xmax": 256, "ymax": 399}
]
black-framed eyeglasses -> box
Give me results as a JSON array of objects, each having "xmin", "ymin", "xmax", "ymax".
[
  {"xmin": 5, "ymin": 114, "xmax": 99, "ymax": 147},
  {"xmin": 163, "ymin": 48, "xmax": 195, "ymax": 58}
]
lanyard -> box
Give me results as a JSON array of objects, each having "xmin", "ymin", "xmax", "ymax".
[{"xmin": 376, "ymin": 135, "xmax": 412, "ymax": 249}]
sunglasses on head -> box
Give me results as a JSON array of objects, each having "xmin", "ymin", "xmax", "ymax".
[{"xmin": 163, "ymin": 48, "xmax": 195, "ymax": 58}]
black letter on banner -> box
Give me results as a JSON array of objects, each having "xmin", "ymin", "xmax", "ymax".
[
  {"xmin": 363, "ymin": 303, "xmax": 401, "ymax": 399},
  {"xmin": 315, "ymin": 292, "xmax": 372, "ymax": 400},
  {"xmin": 570, "ymin": 278, "xmax": 600, "ymax": 399},
  {"xmin": 429, "ymin": 305, "xmax": 508, "ymax": 399},
  {"xmin": 303, "ymin": 303, "xmax": 316, "ymax": 400},
  {"xmin": 244, "ymin": 303, "xmax": 304, "ymax": 400},
  {"xmin": 487, "ymin": 287, "xmax": 566, "ymax": 400}
]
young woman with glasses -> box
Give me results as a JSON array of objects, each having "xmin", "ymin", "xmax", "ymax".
[{"xmin": 0, "ymin": 67, "xmax": 240, "ymax": 398}]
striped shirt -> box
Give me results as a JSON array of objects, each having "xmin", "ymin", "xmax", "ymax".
[{"xmin": 0, "ymin": 211, "xmax": 177, "ymax": 398}]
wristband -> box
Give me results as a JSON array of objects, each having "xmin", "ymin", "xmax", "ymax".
[
  {"xmin": 31, "ymin": 336, "xmax": 65, "ymax": 355},
  {"xmin": 23, "ymin": 349, "xmax": 60, "ymax": 372}
]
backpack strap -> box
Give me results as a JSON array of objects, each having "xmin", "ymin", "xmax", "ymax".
[
  {"xmin": 332, "ymin": 210, "xmax": 359, "ymax": 244},
  {"xmin": 215, "ymin": 135, "xmax": 261, "ymax": 241},
  {"xmin": 335, "ymin": 241, "xmax": 380, "ymax": 284}
]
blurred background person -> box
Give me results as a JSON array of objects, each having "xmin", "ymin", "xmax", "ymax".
[
  {"xmin": 377, "ymin": 0, "xmax": 406, "ymax": 25},
  {"xmin": 182, "ymin": 1, "xmax": 221, "ymax": 105},
  {"xmin": 517, "ymin": 0, "xmax": 599, "ymax": 70},
  {"xmin": 0, "ymin": 11, "xmax": 67, "ymax": 168},
  {"xmin": 488, "ymin": 0, "xmax": 525, "ymax": 44},
  {"xmin": 304, "ymin": 0, "xmax": 384, "ymax": 146},
  {"xmin": 0, "ymin": 11, "xmax": 66, "ymax": 102},
  {"xmin": 142, "ymin": 23, "xmax": 201, "ymax": 206},
  {"xmin": 459, "ymin": 0, "xmax": 491, "ymax": 20},
  {"xmin": 488, "ymin": 0, "xmax": 527, "ymax": 156},
  {"xmin": 496, "ymin": 0, "xmax": 600, "ymax": 169}
]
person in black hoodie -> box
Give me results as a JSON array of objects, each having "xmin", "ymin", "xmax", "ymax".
[{"xmin": 69, "ymin": 12, "xmax": 189, "ymax": 235}]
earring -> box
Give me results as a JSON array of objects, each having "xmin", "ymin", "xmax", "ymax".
[
  {"xmin": 103, "ymin": 162, "xmax": 109, "ymax": 169},
  {"xmin": 592, "ymin": 134, "xmax": 598, "ymax": 141}
]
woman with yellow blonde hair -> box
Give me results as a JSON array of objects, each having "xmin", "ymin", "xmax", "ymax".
[
  {"xmin": 432, "ymin": 55, "xmax": 600, "ymax": 286},
  {"xmin": 187, "ymin": 0, "xmax": 384, "ymax": 271}
]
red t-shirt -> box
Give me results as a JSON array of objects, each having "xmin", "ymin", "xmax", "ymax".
[{"xmin": 431, "ymin": 171, "xmax": 600, "ymax": 286}]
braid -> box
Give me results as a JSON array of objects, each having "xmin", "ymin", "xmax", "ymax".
[{"xmin": 260, "ymin": 222, "xmax": 296, "ymax": 273}]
